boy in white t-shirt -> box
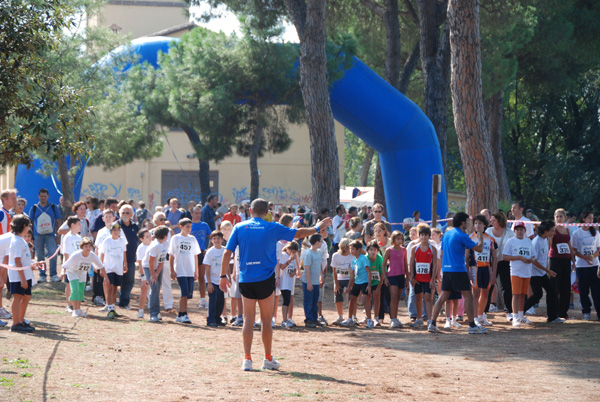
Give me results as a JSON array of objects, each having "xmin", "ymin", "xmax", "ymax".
[
  {"xmin": 135, "ymin": 229, "xmax": 152, "ymax": 319},
  {"xmin": 330, "ymin": 238, "xmax": 354, "ymax": 325},
  {"xmin": 99, "ymin": 222, "xmax": 128, "ymax": 319},
  {"xmin": 144, "ymin": 226, "xmax": 170, "ymax": 322},
  {"xmin": 62, "ymin": 237, "xmax": 103, "ymax": 318},
  {"xmin": 503, "ymin": 221, "xmax": 536, "ymax": 327},
  {"xmin": 8, "ymin": 215, "xmax": 36, "ymax": 332},
  {"xmin": 0, "ymin": 232, "xmax": 14, "ymax": 324},
  {"xmin": 60, "ymin": 216, "xmax": 82, "ymax": 313},
  {"xmin": 94, "ymin": 209, "xmax": 125, "ymax": 308},
  {"xmin": 202, "ymin": 231, "xmax": 226, "ymax": 327},
  {"xmin": 169, "ymin": 218, "xmax": 201, "ymax": 324}
]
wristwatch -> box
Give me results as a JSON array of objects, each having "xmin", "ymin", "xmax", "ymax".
[
  {"xmin": 219, "ymin": 275, "xmax": 227, "ymax": 279},
  {"xmin": 314, "ymin": 226, "xmax": 321, "ymax": 233}
]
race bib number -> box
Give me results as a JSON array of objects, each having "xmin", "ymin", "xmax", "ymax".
[
  {"xmin": 371, "ymin": 271, "xmax": 380, "ymax": 281},
  {"xmin": 517, "ymin": 246, "xmax": 531, "ymax": 257},
  {"xmin": 582, "ymin": 245, "xmax": 595, "ymax": 256},
  {"xmin": 179, "ymin": 242, "xmax": 192, "ymax": 253},
  {"xmin": 78, "ymin": 262, "xmax": 91, "ymax": 272},
  {"xmin": 157, "ymin": 252, "xmax": 167, "ymax": 263},
  {"xmin": 475, "ymin": 251, "xmax": 490, "ymax": 263},
  {"xmin": 556, "ymin": 243, "xmax": 570, "ymax": 254},
  {"xmin": 336, "ymin": 267, "xmax": 349, "ymax": 276},
  {"xmin": 416, "ymin": 262, "xmax": 430, "ymax": 275},
  {"xmin": 287, "ymin": 267, "xmax": 296, "ymax": 276}
]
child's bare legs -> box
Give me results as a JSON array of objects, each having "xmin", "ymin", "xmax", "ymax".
[
  {"xmin": 198, "ymin": 266, "xmax": 206, "ymax": 299},
  {"xmin": 103, "ymin": 280, "xmax": 110, "ymax": 305},
  {"xmin": 362, "ymin": 293, "xmax": 372, "ymax": 319},
  {"xmin": 415, "ymin": 292, "xmax": 424, "ymax": 319},
  {"xmin": 424, "ymin": 293, "xmax": 433, "ymax": 320},
  {"xmin": 107, "ymin": 285, "xmax": 117, "ymax": 306},
  {"xmin": 472, "ymin": 288, "xmax": 480, "ymax": 318},
  {"xmin": 65, "ymin": 285, "xmax": 72, "ymax": 308},
  {"xmin": 372, "ymin": 289, "xmax": 381, "ymax": 319},
  {"xmin": 139, "ymin": 282, "xmax": 149, "ymax": 310},
  {"xmin": 231, "ymin": 297, "xmax": 238, "ymax": 317},
  {"xmin": 478, "ymin": 289, "xmax": 489, "ymax": 317},
  {"xmin": 11, "ymin": 294, "xmax": 23, "ymax": 325},
  {"xmin": 349, "ymin": 295, "xmax": 358, "ymax": 318},
  {"xmin": 446, "ymin": 300, "xmax": 453, "ymax": 319},
  {"xmin": 453, "ymin": 299, "xmax": 459, "ymax": 317},
  {"xmin": 180, "ymin": 296, "xmax": 188, "ymax": 313},
  {"xmin": 389, "ymin": 285, "xmax": 399, "ymax": 319},
  {"xmin": 273, "ymin": 295, "xmax": 279, "ymax": 321}
]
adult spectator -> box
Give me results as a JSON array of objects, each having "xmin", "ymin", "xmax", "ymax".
[
  {"xmin": 136, "ymin": 201, "xmax": 151, "ymax": 225},
  {"xmin": 58, "ymin": 196, "xmax": 74, "ymax": 220},
  {"xmin": 526, "ymin": 208, "xmax": 539, "ymax": 222},
  {"xmin": 428, "ymin": 212, "xmax": 487, "ymax": 334},
  {"xmin": 403, "ymin": 210, "xmax": 426, "ymax": 228},
  {"xmin": 202, "ymin": 194, "xmax": 220, "ymax": 231},
  {"xmin": 222, "ymin": 204, "xmax": 242, "ymax": 226},
  {"xmin": 510, "ymin": 202, "xmax": 535, "ymax": 239},
  {"xmin": 344, "ymin": 206, "xmax": 358, "ymax": 230},
  {"xmin": 332, "ymin": 204, "xmax": 347, "ymax": 252},
  {"xmin": 57, "ymin": 201, "xmax": 90, "ymax": 237},
  {"xmin": 165, "ymin": 198, "xmax": 183, "ymax": 234},
  {"xmin": 219, "ymin": 198, "xmax": 331, "ymax": 371},
  {"xmin": 191, "ymin": 206, "xmax": 211, "ymax": 308},
  {"xmin": 362, "ymin": 203, "xmax": 392, "ymax": 244},
  {"xmin": 10, "ymin": 197, "xmax": 28, "ymax": 218},
  {"xmin": 86, "ymin": 197, "xmax": 101, "ymax": 224},
  {"xmin": 29, "ymin": 188, "xmax": 61, "ymax": 282},
  {"xmin": 442, "ymin": 211, "xmax": 455, "ymax": 233},
  {"xmin": 0, "ymin": 189, "xmax": 17, "ymax": 234},
  {"xmin": 90, "ymin": 197, "xmax": 119, "ymax": 239},
  {"xmin": 117, "ymin": 204, "xmax": 139, "ymax": 309},
  {"xmin": 264, "ymin": 202, "xmax": 275, "ymax": 222}
]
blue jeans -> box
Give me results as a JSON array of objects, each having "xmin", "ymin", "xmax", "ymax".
[
  {"xmin": 407, "ymin": 281, "xmax": 427, "ymax": 319},
  {"xmin": 207, "ymin": 283, "xmax": 224, "ymax": 324},
  {"xmin": 577, "ymin": 267, "xmax": 600, "ymax": 316},
  {"xmin": 119, "ymin": 262, "xmax": 136, "ymax": 307},
  {"xmin": 144, "ymin": 268, "xmax": 163, "ymax": 317},
  {"xmin": 302, "ymin": 282, "xmax": 320, "ymax": 322},
  {"xmin": 34, "ymin": 233, "xmax": 57, "ymax": 277}
]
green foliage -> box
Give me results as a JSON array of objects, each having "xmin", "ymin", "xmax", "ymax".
[{"xmin": 344, "ymin": 130, "xmax": 375, "ymax": 187}]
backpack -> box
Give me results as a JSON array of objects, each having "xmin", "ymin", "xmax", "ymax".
[{"xmin": 32, "ymin": 203, "xmax": 59, "ymax": 235}]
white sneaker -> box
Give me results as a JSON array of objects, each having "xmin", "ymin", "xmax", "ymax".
[
  {"xmin": 390, "ymin": 318, "xmax": 403, "ymax": 329},
  {"xmin": 262, "ymin": 358, "xmax": 280, "ymax": 370},
  {"xmin": 182, "ymin": 314, "xmax": 192, "ymax": 324},
  {"xmin": 281, "ymin": 320, "xmax": 290, "ymax": 328},
  {"xmin": 271, "ymin": 318, "xmax": 276, "ymax": 328},
  {"xmin": 157, "ymin": 313, "xmax": 162, "ymax": 320},
  {"xmin": 242, "ymin": 359, "xmax": 252, "ymax": 371},
  {"xmin": 373, "ymin": 318, "xmax": 381, "ymax": 327},
  {"xmin": 366, "ymin": 319, "xmax": 374, "ymax": 328},
  {"xmin": 253, "ymin": 321, "xmax": 261, "ymax": 329},
  {"xmin": 428, "ymin": 323, "xmax": 441, "ymax": 333},
  {"xmin": 481, "ymin": 314, "xmax": 493, "ymax": 326},
  {"xmin": 317, "ymin": 316, "xmax": 329, "ymax": 326},
  {"xmin": 444, "ymin": 319, "xmax": 452, "ymax": 329},
  {"xmin": 451, "ymin": 318, "xmax": 462, "ymax": 328},
  {"xmin": 340, "ymin": 318, "xmax": 355, "ymax": 327},
  {"xmin": 233, "ymin": 317, "xmax": 244, "ymax": 326},
  {"xmin": 526, "ymin": 307, "xmax": 536, "ymax": 315},
  {"xmin": 85, "ymin": 285, "xmax": 92, "ymax": 292},
  {"xmin": 521, "ymin": 316, "xmax": 532, "ymax": 325},
  {"xmin": 137, "ymin": 310, "xmax": 144, "ymax": 319},
  {"xmin": 287, "ymin": 319, "xmax": 296, "ymax": 327},
  {"xmin": 332, "ymin": 316, "xmax": 344, "ymax": 325},
  {"xmin": 489, "ymin": 304, "xmax": 498, "ymax": 312},
  {"xmin": 512, "ymin": 319, "xmax": 522, "ymax": 327},
  {"xmin": 50, "ymin": 275, "xmax": 61, "ymax": 282},
  {"xmin": 77, "ymin": 309, "xmax": 88, "ymax": 317},
  {"xmin": 468, "ymin": 325, "xmax": 489, "ymax": 334},
  {"xmin": 506, "ymin": 314, "xmax": 513, "ymax": 322},
  {"xmin": 359, "ymin": 317, "xmax": 368, "ymax": 325},
  {"xmin": 0, "ymin": 307, "xmax": 12, "ymax": 319},
  {"xmin": 583, "ymin": 313, "xmax": 591, "ymax": 321},
  {"xmin": 176, "ymin": 316, "xmax": 184, "ymax": 323},
  {"xmin": 198, "ymin": 299, "xmax": 208, "ymax": 309},
  {"xmin": 71, "ymin": 311, "xmax": 79, "ymax": 317},
  {"xmin": 474, "ymin": 317, "xmax": 481, "ymax": 326},
  {"xmin": 65, "ymin": 306, "xmax": 73, "ymax": 313},
  {"xmin": 99, "ymin": 305, "xmax": 108, "ymax": 312},
  {"xmin": 550, "ymin": 317, "xmax": 566, "ymax": 323},
  {"xmin": 410, "ymin": 318, "xmax": 424, "ymax": 328}
]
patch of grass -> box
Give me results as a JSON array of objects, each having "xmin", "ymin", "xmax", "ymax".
[
  {"xmin": 351, "ymin": 394, "xmax": 373, "ymax": 399},
  {"xmin": 71, "ymin": 383, "xmax": 83, "ymax": 388},
  {"xmin": 0, "ymin": 377, "xmax": 14, "ymax": 387},
  {"xmin": 43, "ymin": 310, "xmax": 64, "ymax": 315},
  {"xmin": 282, "ymin": 392, "xmax": 303, "ymax": 397},
  {"xmin": 21, "ymin": 372, "xmax": 33, "ymax": 378},
  {"xmin": 9, "ymin": 358, "xmax": 32, "ymax": 368}
]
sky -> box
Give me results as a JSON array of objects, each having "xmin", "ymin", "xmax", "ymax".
[{"xmin": 189, "ymin": 3, "xmax": 299, "ymax": 42}]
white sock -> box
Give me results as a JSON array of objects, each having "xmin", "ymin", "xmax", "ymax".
[
  {"xmin": 446, "ymin": 317, "xmax": 451, "ymax": 322},
  {"xmin": 518, "ymin": 311, "xmax": 524, "ymax": 319},
  {"xmin": 138, "ymin": 309, "xmax": 143, "ymax": 313},
  {"xmin": 513, "ymin": 313, "xmax": 518, "ymax": 321}
]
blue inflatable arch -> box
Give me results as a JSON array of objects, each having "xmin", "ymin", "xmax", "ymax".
[{"xmin": 101, "ymin": 36, "xmax": 449, "ymax": 227}]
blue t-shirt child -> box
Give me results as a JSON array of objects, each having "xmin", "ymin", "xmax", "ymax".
[
  {"xmin": 352, "ymin": 254, "xmax": 370, "ymax": 284},
  {"xmin": 191, "ymin": 221, "xmax": 211, "ymax": 250},
  {"xmin": 301, "ymin": 249, "xmax": 323, "ymax": 286}
]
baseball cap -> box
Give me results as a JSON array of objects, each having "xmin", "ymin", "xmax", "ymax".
[{"xmin": 513, "ymin": 221, "xmax": 526, "ymax": 229}]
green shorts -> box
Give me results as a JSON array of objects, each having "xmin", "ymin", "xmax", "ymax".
[{"xmin": 69, "ymin": 279, "xmax": 86, "ymax": 302}]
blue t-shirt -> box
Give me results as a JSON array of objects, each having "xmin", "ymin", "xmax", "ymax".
[
  {"xmin": 201, "ymin": 204, "xmax": 216, "ymax": 231},
  {"xmin": 166, "ymin": 209, "xmax": 183, "ymax": 234},
  {"xmin": 225, "ymin": 217, "xmax": 297, "ymax": 283},
  {"xmin": 441, "ymin": 227, "xmax": 477, "ymax": 272},
  {"xmin": 301, "ymin": 249, "xmax": 323, "ymax": 285},
  {"xmin": 353, "ymin": 254, "xmax": 370, "ymax": 284},
  {"xmin": 191, "ymin": 221, "xmax": 211, "ymax": 250}
]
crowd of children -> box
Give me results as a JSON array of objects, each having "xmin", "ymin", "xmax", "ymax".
[{"xmin": 1, "ymin": 199, "xmax": 599, "ymax": 335}]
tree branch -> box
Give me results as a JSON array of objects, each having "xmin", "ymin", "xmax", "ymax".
[
  {"xmin": 401, "ymin": 0, "xmax": 419, "ymax": 25},
  {"xmin": 360, "ymin": 0, "xmax": 386, "ymax": 18}
]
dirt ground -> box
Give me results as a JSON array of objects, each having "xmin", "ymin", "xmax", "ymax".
[{"xmin": 1, "ymin": 276, "xmax": 599, "ymax": 402}]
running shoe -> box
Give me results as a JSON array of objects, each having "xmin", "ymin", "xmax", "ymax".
[
  {"xmin": 99, "ymin": 305, "xmax": 108, "ymax": 312},
  {"xmin": 428, "ymin": 323, "xmax": 441, "ymax": 333},
  {"xmin": 331, "ymin": 316, "xmax": 344, "ymax": 325},
  {"xmin": 451, "ymin": 319, "xmax": 462, "ymax": 328},
  {"xmin": 287, "ymin": 319, "xmax": 296, "ymax": 327},
  {"xmin": 489, "ymin": 304, "xmax": 498, "ymax": 312},
  {"xmin": 271, "ymin": 318, "xmax": 276, "ymax": 328},
  {"xmin": 233, "ymin": 317, "xmax": 244, "ymax": 326},
  {"xmin": 230, "ymin": 316, "xmax": 237, "ymax": 324},
  {"xmin": 373, "ymin": 318, "xmax": 381, "ymax": 327},
  {"xmin": 38, "ymin": 276, "xmax": 47, "ymax": 283},
  {"xmin": 410, "ymin": 318, "xmax": 424, "ymax": 328},
  {"xmin": 444, "ymin": 319, "xmax": 452, "ymax": 329},
  {"xmin": 77, "ymin": 309, "xmax": 88, "ymax": 317},
  {"xmin": 390, "ymin": 318, "xmax": 403, "ymax": 329},
  {"xmin": 157, "ymin": 313, "xmax": 162, "ymax": 320},
  {"xmin": 340, "ymin": 318, "xmax": 355, "ymax": 327},
  {"xmin": 65, "ymin": 306, "xmax": 73, "ymax": 313},
  {"xmin": 85, "ymin": 285, "xmax": 92, "ymax": 292},
  {"xmin": 317, "ymin": 316, "xmax": 329, "ymax": 326},
  {"xmin": 506, "ymin": 313, "xmax": 513, "ymax": 322},
  {"xmin": 526, "ymin": 307, "xmax": 536, "ymax": 315},
  {"xmin": 512, "ymin": 319, "xmax": 521, "ymax": 328},
  {"xmin": 281, "ymin": 320, "xmax": 290, "ymax": 328},
  {"xmin": 137, "ymin": 310, "xmax": 144, "ymax": 319},
  {"xmin": 305, "ymin": 320, "xmax": 317, "ymax": 328},
  {"xmin": 480, "ymin": 314, "xmax": 493, "ymax": 326},
  {"xmin": 262, "ymin": 358, "xmax": 280, "ymax": 370},
  {"xmin": 23, "ymin": 322, "xmax": 35, "ymax": 331},
  {"xmin": 468, "ymin": 325, "xmax": 489, "ymax": 334},
  {"xmin": 253, "ymin": 321, "xmax": 262, "ymax": 329},
  {"xmin": 182, "ymin": 315, "xmax": 192, "ymax": 324},
  {"xmin": 583, "ymin": 313, "xmax": 591, "ymax": 321},
  {"xmin": 242, "ymin": 359, "xmax": 252, "ymax": 371},
  {"xmin": 23, "ymin": 318, "xmax": 30, "ymax": 325},
  {"xmin": 93, "ymin": 296, "xmax": 105, "ymax": 306},
  {"xmin": 71, "ymin": 311, "xmax": 79, "ymax": 318},
  {"xmin": 0, "ymin": 319, "xmax": 7, "ymax": 327},
  {"xmin": 149, "ymin": 315, "xmax": 160, "ymax": 323},
  {"xmin": 365, "ymin": 319, "xmax": 374, "ymax": 328},
  {"xmin": 107, "ymin": 310, "xmax": 117, "ymax": 319},
  {"xmin": 120, "ymin": 305, "xmax": 132, "ymax": 310},
  {"xmin": 198, "ymin": 299, "xmax": 208, "ymax": 309},
  {"xmin": 176, "ymin": 316, "xmax": 185, "ymax": 323},
  {"xmin": 521, "ymin": 317, "xmax": 532, "ymax": 324},
  {"xmin": 0, "ymin": 307, "xmax": 12, "ymax": 319},
  {"xmin": 359, "ymin": 317, "xmax": 368, "ymax": 325},
  {"xmin": 456, "ymin": 316, "xmax": 463, "ymax": 322},
  {"xmin": 550, "ymin": 317, "xmax": 566, "ymax": 323}
]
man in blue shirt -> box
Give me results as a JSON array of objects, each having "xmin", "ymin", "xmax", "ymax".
[
  {"xmin": 165, "ymin": 198, "xmax": 183, "ymax": 234},
  {"xmin": 219, "ymin": 198, "xmax": 331, "ymax": 372},
  {"xmin": 428, "ymin": 212, "xmax": 486, "ymax": 334},
  {"xmin": 201, "ymin": 194, "xmax": 220, "ymax": 231},
  {"xmin": 29, "ymin": 188, "xmax": 61, "ymax": 282}
]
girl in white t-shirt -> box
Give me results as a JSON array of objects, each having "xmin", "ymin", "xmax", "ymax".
[
  {"xmin": 571, "ymin": 212, "xmax": 600, "ymax": 321},
  {"xmin": 330, "ymin": 238, "xmax": 354, "ymax": 325},
  {"xmin": 135, "ymin": 229, "xmax": 152, "ymax": 319},
  {"xmin": 278, "ymin": 241, "xmax": 300, "ymax": 328},
  {"xmin": 60, "ymin": 216, "xmax": 82, "ymax": 314},
  {"xmin": 8, "ymin": 216, "xmax": 35, "ymax": 332},
  {"xmin": 503, "ymin": 222, "xmax": 535, "ymax": 327}
]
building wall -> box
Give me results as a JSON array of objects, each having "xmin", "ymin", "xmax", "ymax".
[{"xmin": 80, "ymin": 121, "xmax": 346, "ymax": 210}]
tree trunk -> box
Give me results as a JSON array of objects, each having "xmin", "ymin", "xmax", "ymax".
[
  {"xmin": 384, "ymin": 0, "xmax": 401, "ymax": 89},
  {"xmin": 485, "ymin": 91, "xmax": 511, "ymax": 203},
  {"xmin": 398, "ymin": 42, "xmax": 420, "ymax": 94},
  {"xmin": 58, "ymin": 155, "xmax": 74, "ymax": 203},
  {"xmin": 448, "ymin": 0, "xmax": 498, "ymax": 216},
  {"xmin": 182, "ymin": 125, "xmax": 211, "ymax": 203},
  {"xmin": 374, "ymin": 155, "xmax": 386, "ymax": 208},
  {"xmin": 285, "ymin": 0, "xmax": 340, "ymax": 214},
  {"xmin": 249, "ymin": 109, "xmax": 264, "ymax": 201},
  {"xmin": 418, "ymin": 0, "xmax": 451, "ymax": 171},
  {"xmin": 359, "ymin": 146, "xmax": 374, "ymax": 186}
]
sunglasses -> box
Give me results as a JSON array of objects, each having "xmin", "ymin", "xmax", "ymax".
[{"xmin": 373, "ymin": 210, "xmax": 383, "ymax": 213}]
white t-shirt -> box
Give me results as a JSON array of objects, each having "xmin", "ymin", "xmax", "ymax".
[
  {"xmin": 531, "ymin": 236, "xmax": 549, "ymax": 277},
  {"xmin": 169, "ymin": 234, "xmax": 201, "ymax": 277},
  {"xmin": 59, "ymin": 217, "xmax": 91, "ymax": 237},
  {"xmin": 95, "ymin": 226, "xmax": 127, "ymax": 248},
  {"xmin": 511, "ymin": 216, "xmax": 534, "ymax": 238},
  {"xmin": 332, "ymin": 215, "xmax": 345, "ymax": 243},
  {"xmin": 278, "ymin": 251, "xmax": 298, "ymax": 291},
  {"xmin": 8, "ymin": 235, "xmax": 33, "ymax": 282},
  {"xmin": 143, "ymin": 240, "xmax": 168, "ymax": 270},
  {"xmin": 62, "ymin": 232, "xmax": 82, "ymax": 258},
  {"xmin": 203, "ymin": 246, "xmax": 224, "ymax": 284},
  {"xmin": 0, "ymin": 233, "xmax": 13, "ymax": 260},
  {"xmin": 331, "ymin": 252, "xmax": 353, "ymax": 280},
  {"xmin": 63, "ymin": 250, "xmax": 103, "ymax": 282},
  {"xmin": 485, "ymin": 227, "xmax": 515, "ymax": 257},
  {"xmin": 99, "ymin": 237, "xmax": 127, "ymax": 274},
  {"xmin": 503, "ymin": 236, "xmax": 534, "ymax": 278},
  {"xmin": 571, "ymin": 229, "xmax": 600, "ymax": 268},
  {"xmin": 319, "ymin": 241, "xmax": 329, "ymax": 271},
  {"xmin": 136, "ymin": 243, "xmax": 150, "ymax": 267}
]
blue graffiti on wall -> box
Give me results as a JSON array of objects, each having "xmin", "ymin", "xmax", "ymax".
[{"xmin": 81, "ymin": 182, "xmax": 122, "ymax": 199}]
